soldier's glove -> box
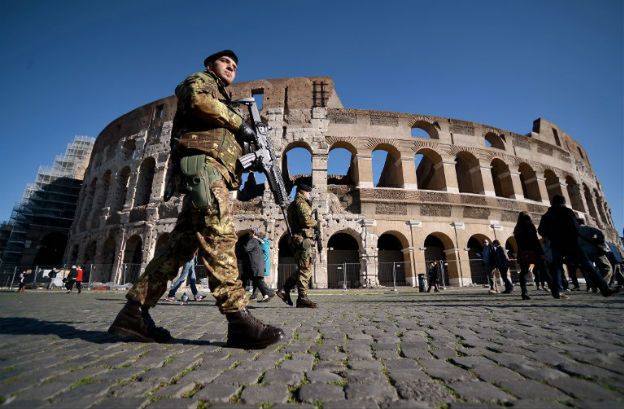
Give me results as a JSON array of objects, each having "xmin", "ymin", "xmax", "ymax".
[{"xmin": 235, "ymin": 122, "xmax": 256, "ymax": 142}]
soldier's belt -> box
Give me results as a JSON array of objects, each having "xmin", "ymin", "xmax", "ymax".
[{"xmin": 179, "ymin": 154, "xmax": 222, "ymax": 210}]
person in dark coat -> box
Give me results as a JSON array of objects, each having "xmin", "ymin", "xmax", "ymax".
[
  {"xmin": 513, "ymin": 212, "xmax": 554, "ymax": 300},
  {"xmin": 492, "ymin": 240, "xmax": 513, "ymax": 293},
  {"xmin": 426, "ymin": 262, "xmax": 440, "ymax": 292},
  {"xmin": 243, "ymin": 230, "xmax": 274, "ymax": 302},
  {"xmin": 538, "ymin": 195, "xmax": 618, "ymax": 298},
  {"xmin": 481, "ymin": 240, "xmax": 497, "ymax": 293}
]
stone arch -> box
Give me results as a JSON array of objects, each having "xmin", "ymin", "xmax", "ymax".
[
  {"xmin": 34, "ymin": 232, "xmax": 68, "ymax": 266},
  {"xmin": 134, "ymin": 157, "xmax": 156, "ymax": 207},
  {"xmin": 79, "ymin": 178, "xmax": 98, "ymax": 230},
  {"xmin": 372, "ymin": 144, "xmax": 404, "ymax": 188},
  {"xmin": 411, "ymin": 120, "xmax": 439, "ymax": 139},
  {"xmin": 423, "ymin": 232, "xmax": 456, "ymax": 286},
  {"xmin": 484, "ymin": 132, "xmax": 505, "ymax": 150},
  {"xmin": 327, "ymin": 142, "xmax": 358, "ymax": 186},
  {"xmin": 594, "ymin": 189, "xmax": 608, "ymax": 225},
  {"xmin": 92, "ymin": 170, "xmax": 112, "ymax": 227},
  {"xmin": 466, "ymin": 234, "xmax": 493, "ymax": 285},
  {"xmin": 518, "ymin": 163, "xmax": 541, "ymax": 202},
  {"xmin": 99, "ymin": 235, "xmax": 117, "ymax": 282},
  {"xmin": 415, "ymin": 148, "xmax": 446, "ymax": 191},
  {"xmin": 490, "ymin": 158, "xmax": 514, "ymax": 198},
  {"xmin": 113, "ymin": 167, "xmax": 131, "ymax": 213},
  {"xmin": 121, "ymin": 139, "xmax": 136, "ymax": 160},
  {"xmin": 83, "ymin": 240, "xmax": 97, "ymax": 264},
  {"xmin": 565, "ymin": 176, "xmax": 584, "ymax": 212},
  {"xmin": 123, "ymin": 235, "xmax": 143, "ymax": 283},
  {"xmin": 455, "ymin": 151, "xmax": 484, "ymax": 194},
  {"xmin": 69, "ymin": 244, "xmax": 80, "ymax": 265},
  {"xmin": 327, "ymin": 231, "xmax": 361, "ymax": 288},
  {"xmin": 282, "ymin": 143, "xmax": 313, "ymax": 195},
  {"xmin": 377, "ymin": 231, "xmax": 410, "ymax": 286},
  {"xmin": 544, "ymin": 169, "xmax": 562, "ymax": 202},
  {"xmin": 582, "ymin": 183, "xmax": 599, "ymax": 222},
  {"xmin": 504, "ymin": 236, "xmax": 518, "ymax": 258}
]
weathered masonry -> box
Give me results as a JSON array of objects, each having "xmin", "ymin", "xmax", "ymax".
[{"xmin": 65, "ymin": 77, "xmax": 620, "ymax": 288}]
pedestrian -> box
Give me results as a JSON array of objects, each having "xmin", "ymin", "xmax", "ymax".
[
  {"xmin": 164, "ymin": 252, "xmax": 205, "ymax": 302},
  {"xmin": 47, "ymin": 268, "xmax": 58, "ymax": 290},
  {"xmin": 538, "ymin": 194, "xmax": 618, "ymax": 298},
  {"xmin": 492, "ymin": 240, "xmax": 514, "ymax": 293},
  {"xmin": 513, "ymin": 211, "xmax": 553, "ymax": 300},
  {"xmin": 426, "ymin": 261, "xmax": 440, "ymax": 292},
  {"xmin": 75, "ymin": 265, "xmax": 84, "ymax": 294},
  {"xmin": 16, "ymin": 270, "xmax": 27, "ymax": 293},
  {"xmin": 481, "ymin": 240, "xmax": 498, "ymax": 293},
  {"xmin": 277, "ymin": 183, "xmax": 318, "ymax": 308},
  {"xmin": 577, "ymin": 219, "xmax": 614, "ymax": 286},
  {"xmin": 65, "ymin": 265, "xmax": 78, "ymax": 293},
  {"xmin": 244, "ymin": 230, "xmax": 275, "ymax": 303},
  {"xmin": 108, "ymin": 50, "xmax": 284, "ymax": 348}
]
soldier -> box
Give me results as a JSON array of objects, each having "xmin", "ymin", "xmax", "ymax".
[
  {"xmin": 277, "ymin": 183, "xmax": 318, "ymax": 308},
  {"xmin": 108, "ymin": 50, "xmax": 284, "ymax": 349}
]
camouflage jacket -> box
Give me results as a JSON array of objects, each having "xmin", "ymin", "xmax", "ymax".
[
  {"xmin": 171, "ymin": 70, "xmax": 244, "ymax": 184},
  {"xmin": 287, "ymin": 191, "xmax": 317, "ymax": 239}
]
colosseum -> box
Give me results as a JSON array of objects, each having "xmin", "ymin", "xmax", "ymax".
[{"xmin": 65, "ymin": 76, "xmax": 621, "ymax": 289}]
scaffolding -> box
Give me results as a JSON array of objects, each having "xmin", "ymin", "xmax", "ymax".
[{"xmin": 1, "ymin": 136, "xmax": 95, "ymax": 269}]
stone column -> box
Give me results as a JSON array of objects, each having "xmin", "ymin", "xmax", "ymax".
[
  {"xmin": 360, "ymin": 219, "xmax": 378, "ymax": 287},
  {"xmin": 356, "ymin": 154, "xmax": 374, "ymax": 189},
  {"xmin": 480, "ymin": 165, "xmax": 496, "ymax": 197},
  {"xmin": 402, "ymin": 247, "xmax": 416, "ymax": 286},
  {"xmin": 441, "ymin": 160, "xmax": 459, "ymax": 194},
  {"xmin": 559, "ymin": 181, "xmax": 572, "ymax": 206},
  {"xmin": 401, "ymin": 157, "xmax": 418, "ymax": 190},
  {"xmin": 535, "ymin": 176, "xmax": 550, "ymax": 205},
  {"xmin": 311, "ymin": 152, "xmax": 328, "ymax": 191},
  {"xmin": 509, "ymin": 171, "xmax": 525, "ymax": 200}
]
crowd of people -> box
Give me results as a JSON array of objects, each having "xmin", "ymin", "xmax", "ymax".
[{"xmin": 480, "ymin": 194, "xmax": 622, "ymax": 300}]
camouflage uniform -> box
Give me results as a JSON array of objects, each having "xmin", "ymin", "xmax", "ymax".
[
  {"xmin": 284, "ymin": 191, "xmax": 317, "ymax": 298},
  {"xmin": 127, "ymin": 70, "xmax": 248, "ymax": 314}
]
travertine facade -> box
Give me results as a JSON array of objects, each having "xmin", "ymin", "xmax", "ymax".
[{"xmin": 66, "ymin": 77, "xmax": 620, "ymax": 288}]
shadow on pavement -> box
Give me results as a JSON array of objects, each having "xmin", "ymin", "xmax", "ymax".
[{"xmin": 0, "ymin": 317, "xmax": 225, "ymax": 346}]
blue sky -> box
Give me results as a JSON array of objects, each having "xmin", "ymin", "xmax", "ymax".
[{"xmin": 1, "ymin": 0, "xmax": 622, "ymax": 233}]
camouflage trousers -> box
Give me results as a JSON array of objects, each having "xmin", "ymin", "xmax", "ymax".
[
  {"xmin": 284, "ymin": 236, "xmax": 314, "ymax": 298},
  {"xmin": 127, "ymin": 174, "xmax": 247, "ymax": 314}
]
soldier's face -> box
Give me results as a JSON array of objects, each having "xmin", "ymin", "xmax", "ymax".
[{"xmin": 208, "ymin": 56, "xmax": 237, "ymax": 85}]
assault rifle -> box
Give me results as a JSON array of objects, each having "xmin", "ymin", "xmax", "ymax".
[
  {"xmin": 235, "ymin": 98, "xmax": 292, "ymax": 235},
  {"xmin": 313, "ymin": 209, "xmax": 323, "ymax": 256}
]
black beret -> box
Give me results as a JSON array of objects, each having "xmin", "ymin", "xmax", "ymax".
[
  {"xmin": 203, "ymin": 50, "xmax": 238, "ymax": 66},
  {"xmin": 297, "ymin": 183, "xmax": 313, "ymax": 192}
]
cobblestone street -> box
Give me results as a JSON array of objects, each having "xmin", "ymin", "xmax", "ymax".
[{"xmin": 0, "ymin": 287, "xmax": 623, "ymax": 409}]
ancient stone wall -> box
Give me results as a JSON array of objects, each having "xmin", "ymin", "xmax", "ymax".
[{"xmin": 66, "ymin": 76, "xmax": 620, "ymax": 288}]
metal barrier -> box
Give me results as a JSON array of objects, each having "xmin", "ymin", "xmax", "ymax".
[
  {"xmin": 327, "ymin": 262, "xmax": 361, "ymax": 289},
  {"xmin": 377, "ymin": 261, "xmax": 409, "ymax": 288}
]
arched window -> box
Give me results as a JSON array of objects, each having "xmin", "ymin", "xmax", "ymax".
[
  {"xmin": 455, "ymin": 152, "xmax": 484, "ymax": 194},
  {"xmin": 484, "ymin": 132, "xmax": 505, "ymax": 150},
  {"xmin": 372, "ymin": 145, "xmax": 404, "ymax": 188},
  {"xmin": 327, "ymin": 143, "xmax": 357, "ymax": 186},
  {"xmin": 282, "ymin": 144, "xmax": 312, "ymax": 197},
  {"xmin": 518, "ymin": 163, "xmax": 541, "ymax": 202},
  {"xmin": 415, "ymin": 149, "xmax": 446, "ymax": 191},
  {"xmin": 565, "ymin": 176, "xmax": 584, "ymax": 212},
  {"xmin": 134, "ymin": 158, "xmax": 156, "ymax": 207},
  {"xmin": 490, "ymin": 159, "xmax": 514, "ymax": 198},
  {"xmin": 544, "ymin": 170, "xmax": 562, "ymax": 202}
]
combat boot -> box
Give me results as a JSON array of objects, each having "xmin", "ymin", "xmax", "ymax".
[
  {"xmin": 226, "ymin": 309, "xmax": 284, "ymax": 349},
  {"xmin": 296, "ymin": 297, "xmax": 317, "ymax": 308},
  {"xmin": 108, "ymin": 301, "xmax": 173, "ymax": 343},
  {"xmin": 276, "ymin": 288, "xmax": 293, "ymax": 306}
]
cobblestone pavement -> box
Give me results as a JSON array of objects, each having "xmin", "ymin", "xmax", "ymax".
[{"xmin": 0, "ymin": 287, "xmax": 623, "ymax": 409}]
